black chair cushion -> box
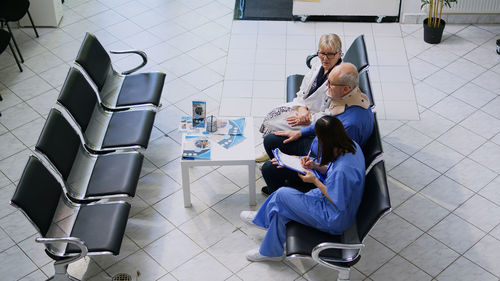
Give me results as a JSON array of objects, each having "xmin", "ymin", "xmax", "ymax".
[
  {"xmin": 75, "ymin": 33, "xmax": 112, "ymax": 90},
  {"xmin": 359, "ymin": 71, "xmax": 374, "ymax": 108},
  {"xmin": 102, "ymin": 110, "xmax": 155, "ymax": 149},
  {"xmin": 36, "ymin": 109, "xmax": 81, "ymax": 180},
  {"xmin": 68, "ymin": 202, "xmax": 130, "ymax": 255},
  {"xmin": 286, "ymin": 221, "xmax": 361, "ymax": 268},
  {"xmin": 118, "ymin": 72, "xmax": 166, "ymax": 107},
  {"xmin": 57, "ymin": 68, "xmax": 99, "ymax": 132},
  {"xmin": 11, "ymin": 156, "xmax": 62, "ymax": 237},
  {"xmin": 356, "ymin": 161, "xmax": 390, "ymax": 239},
  {"xmin": 362, "ymin": 114, "xmax": 382, "ymax": 168},
  {"xmin": 343, "ymin": 35, "xmax": 369, "ymax": 73},
  {"xmin": 86, "ymin": 153, "xmax": 144, "ymax": 197},
  {"xmin": 286, "ymin": 74, "xmax": 305, "ymax": 103}
]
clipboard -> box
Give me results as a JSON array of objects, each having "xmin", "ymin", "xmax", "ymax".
[{"xmin": 272, "ymin": 148, "xmax": 309, "ymax": 175}]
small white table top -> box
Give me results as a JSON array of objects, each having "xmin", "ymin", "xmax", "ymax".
[{"xmin": 180, "ymin": 117, "xmax": 255, "ymax": 165}]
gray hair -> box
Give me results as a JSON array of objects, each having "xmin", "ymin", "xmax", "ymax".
[
  {"xmin": 318, "ymin": 34, "xmax": 342, "ymax": 54},
  {"xmin": 336, "ymin": 63, "xmax": 359, "ymax": 89}
]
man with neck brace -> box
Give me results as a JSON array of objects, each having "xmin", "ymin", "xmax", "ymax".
[{"xmin": 260, "ymin": 63, "xmax": 374, "ymax": 196}]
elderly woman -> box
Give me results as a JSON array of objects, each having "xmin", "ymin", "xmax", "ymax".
[
  {"xmin": 257, "ymin": 34, "xmax": 342, "ymax": 162},
  {"xmin": 241, "ymin": 115, "xmax": 366, "ymax": 261}
]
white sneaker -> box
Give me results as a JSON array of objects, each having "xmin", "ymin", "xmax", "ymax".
[
  {"xmin": 255, "ymin": 152, "xmax": 270, "ymax": 163},
  {"xmin": 246, "ymin": 248, "xmax": 284, "ymax": 262},
  {"xmin": 240, "ymin": 211, "xmax": 265, "ymax": 230}
]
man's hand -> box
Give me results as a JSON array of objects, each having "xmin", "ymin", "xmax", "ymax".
[{"xmin": 274, "ymin": 130, "xmax": 301, "ymax": 144}]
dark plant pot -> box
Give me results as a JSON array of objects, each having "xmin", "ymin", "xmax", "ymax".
[{"xmin": 423, "ymin": 18, "xmax": 446, "ymax": 44}]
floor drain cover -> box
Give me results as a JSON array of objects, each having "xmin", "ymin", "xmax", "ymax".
[{"xmin": 112, "ymin": 273, "xmax": 132, "ymax": 281}]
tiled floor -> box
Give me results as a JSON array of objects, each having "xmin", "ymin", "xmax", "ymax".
[{"xmin": 1, "ymin": 0, "xmax": 500, "ymax": 280}]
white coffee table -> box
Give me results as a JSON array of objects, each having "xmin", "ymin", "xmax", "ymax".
[{"xmin": 180, "ymin": 117, "xmax": 256, "ymax": 208}]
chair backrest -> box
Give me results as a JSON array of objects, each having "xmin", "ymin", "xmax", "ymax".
[
  {"xmin": 36, "ymin": 108, "xmax": 81, "ymax": 181},
  {"xmin": 343, "ymin": 35, "xmax": 369, "ymax": 73},
  {"xmin": 75, "ymin": 33, "xmax": 112, "ymax": 91},
  {"xmin": 57, "ymin": 67, "xmax": 98, "ymax": 132},
  {"xmin": 355, "ymin": 161, "xmax": 390, "ymax": 240},
  {"xmin": 0, "ymin": 0, "xmax": 30, "ymax": 21},
  {"xmin": 358, "ymin": 70, "xmax": 374, "ymax": 108},
  {"xmin": 11, "ymin": 156, "xmax": 62, "ymax": 237},
  {"xmin": 362, "ymin": 113, "xmax": 383, "ymax": 168}
]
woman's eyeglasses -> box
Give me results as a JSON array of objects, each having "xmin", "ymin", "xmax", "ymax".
[{"xmin": 317, "ymin": 51, "xmax": 337, "ymax": 59}]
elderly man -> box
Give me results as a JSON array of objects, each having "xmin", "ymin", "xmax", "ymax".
[{"xmin": 260, "ymin": 63, "xmax": 374, "ymax": 196}]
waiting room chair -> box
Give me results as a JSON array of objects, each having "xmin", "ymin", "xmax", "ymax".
[
  {"xmin": 286, "ymin": 161, "xmax": 391, "ymax": 281},
  {"xmin": 35, "ymin": 108, "xmax": 143, "ymax": 203},
  {"xmin": 75, "ymin": 32, "xmax": 166, "ymax": 111},
  {"xmin": 57, "ymin": 67, "xmax": 156, "ymax": 152},
  {"xmin": 362, "ymin": 113, "xmax": 383, "ymax": 172},
  {"xmin": 0, "ymin": 0, "xmax": 39, "ymax": 63},
  {"xmin": 11, "ymin": 156, "xmax": 130, "ymax": 281},
  {"xmin": 343, "ymin": 35, "xmax": 369, "ymax": 73},
  {"xmin": 0, "ymin": 28, "xmax": 22, "ymax": 72},
  {"xmin": 358, "ymin": 70, "xmax": 374, "ymax": 108}
]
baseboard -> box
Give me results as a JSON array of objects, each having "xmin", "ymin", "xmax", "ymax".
[{"xmin": 401, "ymin": 13, "xmax": 500, "ymax": 24}]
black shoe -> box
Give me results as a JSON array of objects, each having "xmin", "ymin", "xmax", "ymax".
[{"xmin": 261, "ymin": 186, "xmax": 272, "ymax": 196}]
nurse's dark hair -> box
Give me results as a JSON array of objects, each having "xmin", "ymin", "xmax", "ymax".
[{"xmin": 314, "ymin": 115, "xmax": 356, "ymax": 165}]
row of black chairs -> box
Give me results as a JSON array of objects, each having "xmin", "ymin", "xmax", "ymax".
[
  {"xmin": 10, "ymin": 33, "xmax": 166, "ymax": 281},
  {"xmin": 283, "ymin": 35, "xmax": 390, "ymax": 281}
]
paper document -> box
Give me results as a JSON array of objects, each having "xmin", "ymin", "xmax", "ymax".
[{"xmin": 272, "ymin": 148, "xmax": 309, "ymax": 175}]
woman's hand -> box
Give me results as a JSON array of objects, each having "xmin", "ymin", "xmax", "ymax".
[
  {"xmin": 286, "ymin": 112, "xmax": 311, "ymax": 127},
  {"xmin": 270, "ymin": 158, "xmax": 283, "ymax": 168},
  {"xmin": 298, "ymin": 170, "xmax": 317, "ymax": 184},
  {"xmin": 300, "ymin": 156, "xmax": 315, "ymax": 170}
]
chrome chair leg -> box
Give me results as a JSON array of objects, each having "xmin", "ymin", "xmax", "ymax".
[
  {"xmin": 337, "ymin": 269, "xmax": 350, "ymax": 281},
  {"xmin": 49, "ymin": 263, "xmax": 80, "ymax": 281}
]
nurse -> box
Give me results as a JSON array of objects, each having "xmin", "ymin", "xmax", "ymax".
[{"xmin": 240, "ymin": 115, "xmax": 366, "ymax": 261}]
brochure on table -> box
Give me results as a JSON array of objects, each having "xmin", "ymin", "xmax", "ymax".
[
  {"xmin": 179, "ymin": 117, "xmax": 247, "ymax": 153},
  {"xmin": 182, "ymin": 135, "xmax": 211, "ymax": 160}
]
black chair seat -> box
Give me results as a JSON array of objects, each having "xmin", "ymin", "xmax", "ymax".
[
  {"xmin": 67, "ymin": 202, "xmax": 130, "ymax": 255},
  {"xmin": 286, "ymin": 74, "xmax": 305, "ymax": 102},
  {"xmin": 86, "ymin": 153, "xmax": 143, "ymax": 197},
  {"xmin": 102, "ymin": 109, "xmax": 155, "ymax": 149},
  {"xmin": 118, "ymin": 72, "xmax": 166, "ymax": 107}
]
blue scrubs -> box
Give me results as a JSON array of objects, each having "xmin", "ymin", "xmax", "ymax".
[
  {"xmin": 252, "ymin": 142, "xmax": 366, "ymax": 257},
  {"xmin": 300, "ymin": 106, "xmax": 374, "ymax": 158}
]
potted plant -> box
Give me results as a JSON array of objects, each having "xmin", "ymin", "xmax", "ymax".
[{"xmin": 421, "ymin": 0, "xmax": 457, "ymax": 44}]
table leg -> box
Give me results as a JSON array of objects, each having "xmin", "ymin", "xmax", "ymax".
[
  {"xmin": 248, "ymin": 162, "xmax": 256, "ymax": 206},
  {"xmin": 181, "ymin": 163, "xmax": 192, "ymax": 208}
]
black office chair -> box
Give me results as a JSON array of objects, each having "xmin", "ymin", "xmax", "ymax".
[
  {"xmin": 362, "ymin": 113, "xmax": 383, "ymax": 171},
  {"xmin": 56, "ymin": 67, "xmax": 156, "ymax": 152},
  {"xmin": 286, "ymin": 161, "xmax": 391, "ymax": 281},
  {"xmin": 75, "ymin": 32, "xmax": 166, "ymax": 111},
  {"xmin": 0, "ymin": 0, "xmax": 39, "ymax": 63},
  {"xmin": 0, "ymin": 29, "xmax": 22, "ymax": 72},
  {"xmin": 358, "ymin": 70, "xmax": 374, "ymax": 108},
  {"xmin": 343, "ymin": 35, "xmax": 369, "ymax": 73},
  {"xmin": 35, "ymin": 108, "xmax": 143, "ymax": 203},
  {"xmin": 11, "ymin": 156, "xmax": 130, "ymax": 281}
]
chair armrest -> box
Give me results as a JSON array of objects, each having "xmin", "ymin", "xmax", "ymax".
[
  {"xmin": 306, "ymin": 53, "xmax": 317, "ymax": 69},
  {"xmin": 311, "ymin": 242, "xmax": 364, "ymax": 264},
  {"xmin": 36, "ymin": 237, "xmax": 88, "ymax": 266},
  {"xmin": 109, "ymin": 50, "xmax": 148, "ymax": 75}
]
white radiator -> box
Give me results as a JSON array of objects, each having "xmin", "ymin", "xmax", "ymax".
[{"xmin": 445, "ymin": 0, "xmax": 500, "ymax": 14}]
